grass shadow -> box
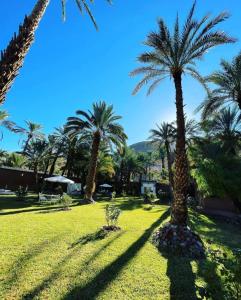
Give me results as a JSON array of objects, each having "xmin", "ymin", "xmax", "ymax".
[
  {"xmin": 114, "ymin": 197, "xmax": 145, "ymax": 211},
  {"xmin": 22, "ymin": 232, "xmax": 123, "ymax": 299},
  {"xmin": 2, "ymin": 235, "xmax": 63, "ymax": 297},
  {"xmin": 63, "ymin": 208, "xmax": 170, "ymax": 299},
  {"xmin": 166, "ymin": 257, "xmax": 196, "ymax": 300},
  {"xmin": 70, "ymin": 229, "xmax": 110, "ymax": 248}
]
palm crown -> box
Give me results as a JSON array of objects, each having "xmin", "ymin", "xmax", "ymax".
[
  {"xmin": 61, "ymin": 0, "xmax": 112, "ymax": 29},
  {"xmin": 208, "ymin": 107, "xmax": 241, "ymax": 154},
  {"xmin": 198, "ymin": 52, "xmax": 241, "ymax": 119},
  {"xmin": 130, "ymin": 2, "xmax": 234, "ymax": 95},
  {"xmin": 66, "ymin": 101, "xmax": 127, "ymax": 149}
]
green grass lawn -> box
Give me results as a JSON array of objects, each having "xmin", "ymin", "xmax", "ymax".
[{"xmin": 0, "ymin": 195, "xmax": 240, "ymax": 300}]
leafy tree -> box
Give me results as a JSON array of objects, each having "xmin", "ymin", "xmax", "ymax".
[
  {"xmin": 66, "ymin": 101, "xmax": 127, "ymax": 202},
  {"xmin": 189, "ymin": 140, "xmax": 241, "ymax": 212},
  {"xmin": 206, "ymin": 107, "xmax": 241, "ymax": 155},
  {"xmin": 198, "ymin": 52, "xmax": 241, "ymax": 118},
  {"xmin": 0, "ymin": 0, "xmax": 112, "ymax": 104},
  {"xmin": 5, "ymin": 153, "xmax": 26, "ymax": 168},
  {"xmin": 130, "ymin": 2, "xmax": 234, "ymax": 225}
]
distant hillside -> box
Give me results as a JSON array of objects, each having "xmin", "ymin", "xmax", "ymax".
[{"xmin": 130, "ymin": 141, "xmax": 155, "ymax": 153}]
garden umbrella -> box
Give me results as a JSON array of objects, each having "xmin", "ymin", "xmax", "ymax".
[{"xmin": 44, "ymin": 176, "xmax": 74, "ymax": 184}]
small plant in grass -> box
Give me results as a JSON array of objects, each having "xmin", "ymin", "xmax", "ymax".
[
  {"xmin": 15, "ymin": 185, "xmax": 28, "ymax": 201},
  {"xmin": 110, "ymin": 191, "xmax": 116, "ymax": 201},
  {"xmin": 61, "ymin": 193, "xmax": 73, "ymax": 211},
  {"xmin": 103, "ymin": 204, "xmax": 121, "ymax": 231},
  {"xmin": 143, "ymin": 192, "xmax": 156, "ymax": 204}
]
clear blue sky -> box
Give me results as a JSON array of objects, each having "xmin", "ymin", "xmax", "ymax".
[{"xmin": 1, "ymin": 0, "xmax": 240, "ymax": 151}]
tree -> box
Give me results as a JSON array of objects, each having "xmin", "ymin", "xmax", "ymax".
[
  {"xmin": 0, "ymin": 110, "xmax": 19, "ymax": 139},
  {"xmin": 17, "ymin": 121, "xmax": 44, "ymax": 153},
  {"xmin": 5, "ymin": 153, "xmax": 26, "ymax": 168},
  {"xmin": 25, "ymin": 139, "xmax": 49, "ymax": 190},
  {"xmin": 149, "ymin": 122, "xmax": 175, "ymax": 190},
  {"xmin": 130, "ymin": 2, "xmax": 234, "ymax": 228},
  {"xmin": 206, "ymin": 107, "xmax": 241, "ymax": 155},
  {"xmin": 66, "ymin": 101, "xmax": 127, "ymax": 203},
  {"xmin": 0, "ymin": 0, "xmax": 112, "ymax": 105},
  {"xmin": 198, "ymin": 52, "xmax": 241, "ymax": 119}
]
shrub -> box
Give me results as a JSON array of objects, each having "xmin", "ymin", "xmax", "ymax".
[
  {"xmin": 110, "ymin": 191, "xmax": 116, "ymax": 201},
  {"xmin": 61, "ymin": 193, "xmax": 73, "ymax": 210},
  {"xmin": 143, "ymin": 192, "xmax": 156, "ymax": 203},
  {"xmin": 15, "ymin": 186, "xmax": 28, "ymax": 201},
  {"xmin": 105, "ymin": 204, "xmax": 121, "ymax": 228},
  {"xmin": 196, "ymin": 248, "xmax": 241, "ymax": 299}
]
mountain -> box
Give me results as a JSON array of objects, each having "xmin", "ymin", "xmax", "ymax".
[{"xmin": 130, "ymin": 141, "xmax": 155, "ymax": 153}]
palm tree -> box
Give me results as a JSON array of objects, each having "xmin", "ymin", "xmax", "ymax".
[
  {"xmin": 130, "ymin": 2, "xmax": 234, "ymax": 227},
  {"xmin": 198, "ymin": 52, "xmax": 241, "ymax": 119},
  {"xmin": 149, "ymin": 122, "xmax": 175, "ymax": 190},
  {"xmin": 0, "ymin": 110, "xmax": 19, "ymax": 139},
  {"xmin": 5, "ymin": 153, "xmax": 26, "ymax": 168},
  {"xmin": 0, "ymin": 0, "xmax": 112, "ymax": 105},
  {"xmin": 48, "ymin": 127, "xmax": 69, "ymax": 176},
  {"xmin": 66, "ymin": 101, "xmax": 127, "ymax": 203},
  {"xmin": 16, "ymin": 121, "xmax": 44, "ymax": 153},
  {"xmin": 25, "ymin": 139, "xmax": 49, "ymax": 189},
  {"xmin": 208, "ymin": 107, "xmax": 241, "ymax": 155}
]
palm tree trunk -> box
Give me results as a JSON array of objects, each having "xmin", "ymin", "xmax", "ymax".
[
  {"xmin": 85, "ymin": 131, "xmax": 101, "ymax": 202},
  {"xmin": 165, "ymin": 141, "xmax": 174, "ymax": 199},
  {"xmin": 171, "ymin": 72, "xmax": 189, "ymax": 225},
  {"xmin": 0, "ymin": 0, "xmax": 50, "ymax": 104},
  {"xmin": 23, "ymin": 136, "xmax": 31, "ymax": 153}
]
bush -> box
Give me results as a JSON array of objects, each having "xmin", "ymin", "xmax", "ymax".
[
  {"xmin": 143, "ymin": 192, "xmax": 156, "ymax": 203},
  {"xmin": 61, "ymin": 193, "xmax": 73, "ymax": 210},
  {"xmin": 105, "ymin": 204, "xmax": 121, "ymax": 228},
  {"xmin": 110, "ymin": 191, "xmax": 116, "ymax": 201},
  {"xmin": 196, "ymin": 248, "xmax": 241, "ymax": 299},
  {"xmin": 15, "ymin": 186, "xmax": 28, "ymax": 201}
]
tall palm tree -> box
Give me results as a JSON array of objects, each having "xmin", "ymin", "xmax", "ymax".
[
  {"xmin": 25, "ymin": 139, "xmax": 49, "ymax": 189},
  {"xmin": 130, "ymin": 2, "xmax": 234, "ymax": 227},
  {"xmin": 66, "ymin": 101, "xmax": 127, "ymax": 203},
  {"xmin": 208, "ymin": 107, "xmax": 241, "ymax": 155},
  {"xmin": 149, "ymin": 122, "xmax": 175, "ymax": 190},
  {"xmin": 16, "ymin": 121, "xmax": 44, "ymax": 153},
  {"xmin": 198, "ymin": 52, "xmax": 241, "ymax": 119},
  {"xmin": 48, "ymin": 126, "xmax": 69, "ymax": 176},
  {"xmin": 0, "ymin": 0, "xmax": 112, "ymax": 105}
]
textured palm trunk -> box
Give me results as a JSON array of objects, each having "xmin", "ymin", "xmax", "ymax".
[
  {"xmin": 85, "ymin": 131, "xmax": 101, "ymax": 203},
  {"xmin": 0, "ymin": 0, "xmax": 50, "ymax": 104},
  {"xmin": 165, "ymin": 142, "xmax": 174, "ymax": 186},
  {"xmin": 171, "ymin": 72, "xmax": 189, "ymax": 225},
  {"xmin": 165, "ymin": 141, "xmax": 174, "ymax": 199},
  {"xmin": 23, "ymin": 136, "xmax": 32, "ymax": 153}
]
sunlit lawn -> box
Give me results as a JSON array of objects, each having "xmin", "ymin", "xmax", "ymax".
[{"xmin": 0, "ymin": 195, "xmax": 240, "ymax": 300}]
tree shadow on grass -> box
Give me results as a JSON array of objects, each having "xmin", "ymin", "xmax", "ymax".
[
  {"xmin": 196, "ymin": 258, "xmax": 225, "ymax": 300},
  {"xmin": 0, "ymin": 203, "xmax": 79, "ymax": 216},
  {"xmin": 166, "ymin": 257, "xmax": 197, "ymax": 300},
  {"xmin": 189, "ymin": 210, "xmax": 240, "ymax": 249},
  {"xmin": 114, "ymin": 197, "xmax": 145, "ymax": 211},
  {"xmin": 63, "ymin": 208, "xmax": 170, "ymax": 300},
  {"xmin": 2, "ymin": 235, "xmax": 63, "ymax": 298},
  {"xmin": 22, "ymin": 231, "xmax": 124, "ymax": 300},
  {"xmin": 70, "ymin": 229, "xmax": 110, "ymax": 248}
]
